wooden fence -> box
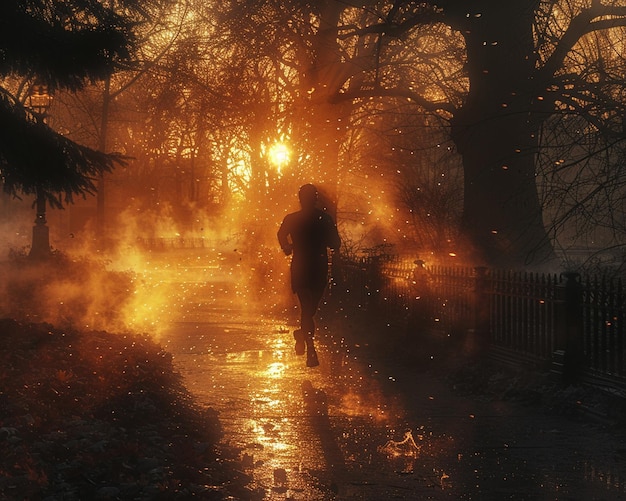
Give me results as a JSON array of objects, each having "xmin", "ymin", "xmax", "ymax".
[{"xmin": 333, "ymin": 257, "xmax": 626, "ymax": 388}]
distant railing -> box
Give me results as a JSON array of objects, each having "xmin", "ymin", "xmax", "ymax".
[
  {"xmin": 136, "ymin": 237, "xmax": 214, "ymax": 249},
  {"xmin": 333, "ymin": 256, "xmax": 626, "ymax": 388}
]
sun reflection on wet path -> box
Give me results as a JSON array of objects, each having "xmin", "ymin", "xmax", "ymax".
[
  {"xmin": 159, "ymin": 257, "xmax": 626, "ymax": 500},
  {"xmin": 161, "ymin": 271, "xmax": 441, "ymax": 499}
]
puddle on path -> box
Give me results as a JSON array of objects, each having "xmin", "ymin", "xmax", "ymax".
[
  {"xmin": 159, "ymin": 273, "xmax": 626, "ymax": 500},
  {"xmin": 162, "ymin": 277, "xmax": 451, "ymax": 499}
]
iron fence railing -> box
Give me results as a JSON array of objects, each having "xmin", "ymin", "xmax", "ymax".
[
  {"xmin": 583, "ymin": 276, "xmax": 625, "ymax": 383},
  {"xmin": 489, "ymin": 270, "xmax": 560, "ymax": 362},
  {"xmin": 332, "ymin": 256, "xmax": 626, "ymax": 388},
  {"xmin": 136, "ymin": 237, "xmax": 214, "ymax": 249}
]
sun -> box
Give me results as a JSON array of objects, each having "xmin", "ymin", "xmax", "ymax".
[{"xmin": 267, "ymin": 141, "xmax": 291, "ymax": 173}]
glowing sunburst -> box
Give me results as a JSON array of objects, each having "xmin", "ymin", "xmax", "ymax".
[{"xmin": 267, "ymin": 141, "xmax": 291, "ymax": 173}]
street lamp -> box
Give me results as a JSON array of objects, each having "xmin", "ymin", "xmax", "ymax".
[
  {"xmin": 28, "ymin": 82, "xmax": 52, "ymax": 118},
  {"xmin": 27, "ymin": 82, "xmax": 53, "ymax": 259}
]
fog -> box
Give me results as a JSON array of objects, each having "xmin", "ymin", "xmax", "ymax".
[{"xmin": 0, "ymin": 148, "xmax": 475, "ymax": 341}]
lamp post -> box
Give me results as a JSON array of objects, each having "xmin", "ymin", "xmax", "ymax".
[{"xmin": 27, "ymin": 82, "xmax": 53, "ymax": 259}]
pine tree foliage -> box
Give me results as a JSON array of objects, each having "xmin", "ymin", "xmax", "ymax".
[
  {"xmin": 0, "ymin": 0, "xmax": 150, "ymax": 205},
  {"xmin": 0, "ymin": 91, "xmax": 125, "ymax": 206}
]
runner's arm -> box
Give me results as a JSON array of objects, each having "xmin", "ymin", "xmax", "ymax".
[{"xmin": 277, "ymin": 217, "xmax": 293, "ymax": 255}]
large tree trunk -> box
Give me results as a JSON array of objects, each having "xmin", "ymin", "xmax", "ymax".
[
  {"xmin": 302, "ymin": 0, "xmax": 349, "ymax": 211},
  {"xmin": 446, "ymin": 1, "xmax": 555, "ymax": 268}
]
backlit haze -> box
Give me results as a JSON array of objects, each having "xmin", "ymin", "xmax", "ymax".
[
  {"xmin": 2, "ymin": 0, "xmax": 624, "ymax": 337},
  {"xmin": 0, "ymin": 112, "xmax": 463, "ymax": 339}
]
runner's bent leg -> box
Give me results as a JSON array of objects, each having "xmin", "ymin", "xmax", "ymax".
[
  {"xmin": 300, "ymin": 286, "xmax": 325, "ymax": 367},
  {"xmin": 297, "ymin": 289, "xmax": 316, "ymax": 336}
]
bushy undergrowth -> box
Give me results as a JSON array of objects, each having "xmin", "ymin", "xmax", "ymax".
[
  {"xmin": 0, "ymin": 252, "xmax": 261, "ymax": 499},
  {"xmin": 1, "ymin": 250, "xmax": 134, "ymax": 330},
  {"xmin": 0, "ymin": 319, "xmax": 259, "ymax": 500}
]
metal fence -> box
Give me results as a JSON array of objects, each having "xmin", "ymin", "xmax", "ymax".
[
  {"xmin": 333, "ymin": 257, "xmax": 626, "ymax": 388},
  {"xmin": 583, "ymin": 275, "xmax": 625, "ymax": 385},
  {"xmin": 136, "ymin": 237, "xmax": 215, "ymax": 250},
  {"xmin": 489, "ymin": 269, "xmax": 560, "ymax": 364}
]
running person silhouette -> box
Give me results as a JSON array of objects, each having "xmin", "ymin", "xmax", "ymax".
[{"xmin": 278, "ymin": 184, "xmax": 341, "ymax": 367}]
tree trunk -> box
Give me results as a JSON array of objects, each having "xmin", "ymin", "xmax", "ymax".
[
  {"xmin": 446, "ymin": 1, "xmax": 555, "ymax": 268},
  {"xmin": 302, "ymin": 0, "xmax": 349, "ymax": 210}
]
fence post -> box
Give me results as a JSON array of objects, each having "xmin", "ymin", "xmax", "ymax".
[
  {"xmin": 471, "ymin": 266, "xmax": 490, "ymax": 353},
  {"xmin": 407, "ymin": 260, "xmax": 430, "ymax": 333},
  {"xmin": 556, "ymin": 272, "xmax": 584, "ymax": 384},
  {"xmin": 367, "ymin": 255, "xmax": 382, "ymax": 311}
]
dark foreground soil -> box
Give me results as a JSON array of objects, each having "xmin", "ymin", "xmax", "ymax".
[{"xmin": 0, "ymin": 318, "xmax": 261, "ymax": 500}]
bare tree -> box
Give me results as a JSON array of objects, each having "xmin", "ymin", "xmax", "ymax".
[{"xmin": 214, "ymin": 0, "xmax": 626, "ymax": 268}]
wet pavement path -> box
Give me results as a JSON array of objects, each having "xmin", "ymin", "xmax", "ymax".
[{"xmin": 159, "ymin": 259, "xmax": 626, "ymax": 500}]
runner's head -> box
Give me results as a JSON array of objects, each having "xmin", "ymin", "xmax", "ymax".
[{"xmin": 298, "ymin": 183, "xmax": 318, "ymax": 209}]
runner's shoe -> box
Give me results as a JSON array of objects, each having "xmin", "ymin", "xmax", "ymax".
[
  {"xmin": 293, "ymin": 329, "xmax": 305, "ymax": 356},
  {"xmin": 305, "ymin": 335, "xmax": 318, "ymax": 367},
  {"xmin": 306, "ymin": 348, "xmax": 319, "ymax": 367}
]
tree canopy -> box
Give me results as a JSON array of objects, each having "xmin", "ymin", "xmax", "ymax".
[
  {"xmin": 8, "ymin": 0, "xmax": 626, "ymax": 269},
  {"xmin": 211, "ymin": 0, "xmax": 626, "ymax": 267}
]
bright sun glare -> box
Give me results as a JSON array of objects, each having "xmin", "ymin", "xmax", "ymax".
[{"xmin": 267, "ymin": 141, "xmax": 291, "ymax": 173}]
